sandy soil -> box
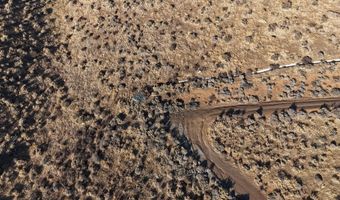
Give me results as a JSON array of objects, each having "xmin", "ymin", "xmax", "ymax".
[
  {"xmin": 210, "ymin": 105, "xmax": 340, "ymax": 200},
  {"xmin": 1, "ymin": 0, "xmax": 340, "ymax": 199},
  {"xmin": 171, "ymin": 97, "xmax": 340, "ymax": 200}
]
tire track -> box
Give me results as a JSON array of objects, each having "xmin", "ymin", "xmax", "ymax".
[{"xmin": 171, "ymin": 97, "xmax": 340, "ymax": 200}]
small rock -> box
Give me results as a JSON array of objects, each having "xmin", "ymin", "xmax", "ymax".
[
  {"xmin": 315, "ymin": 173, "xmax": 323, "ymax": 183},
  {"xmin": 132, "ymin": 91, "xmax": 146, "ymax": 103},
  {"xmin": 223, "ymin": 52, "xmax": 232, "ymax": 62},
  {"xmin": 301, "ymin": 56, "xmax": 313, "ymax": 64}
]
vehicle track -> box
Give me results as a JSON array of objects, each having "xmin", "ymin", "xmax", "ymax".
[
  {"xmin": 171, "ymin": 97, "xmax": 340, "ymax": 200},
  {"xmin": 177, "ymin": 58, "xmax": 340, "ymax": 84}
]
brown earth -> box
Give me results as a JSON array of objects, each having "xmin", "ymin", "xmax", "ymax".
[
  {"xmin": 209, "ymin": 104, "xmax": 340, "ymax": 200},
  {"xmin": 1, "ymin": 0, "xmax": 340, "ymax": 199},
  {"xmin": 171, "ymin": 97, "xmax": 340, "ymax": 200}
]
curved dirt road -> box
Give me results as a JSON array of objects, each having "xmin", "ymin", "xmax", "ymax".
[{"xmin": 171, "ymin": 97, "xmax": 340, "ymax": 200}]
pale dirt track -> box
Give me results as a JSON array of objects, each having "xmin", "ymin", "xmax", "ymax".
[
  {"xmin": 1, "ymin": 0, "xmax": 340, "ymax": 199},
  {"xmin": 171, "ymin": 97, "xmax": 340, "ymax": 200}
]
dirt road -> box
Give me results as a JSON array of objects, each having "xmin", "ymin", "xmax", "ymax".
[{"xmin": 171, "ymin": 97, "xmax": 340, "ymax": 200}]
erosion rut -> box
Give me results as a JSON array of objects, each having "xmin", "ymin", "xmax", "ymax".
[{"xmin": 171, "ymin": 97, "xmax": 340, "ymax": 200}]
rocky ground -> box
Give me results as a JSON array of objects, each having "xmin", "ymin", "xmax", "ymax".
[
  {"xmin": 210, "ymin": 107, "xmax": 340, "ymax": 200},
  {"xmin": 1, "ymin": 0, "xmax": 339, "ymax": 199}
]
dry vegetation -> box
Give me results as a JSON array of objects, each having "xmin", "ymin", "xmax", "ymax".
[
  {"xmin": 1, "ymin": 0, "xmax": 339, "ymax": 199},
  {"xmin": 210, "ymin": 107, "xmax": 340, "ymax": 200}
]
